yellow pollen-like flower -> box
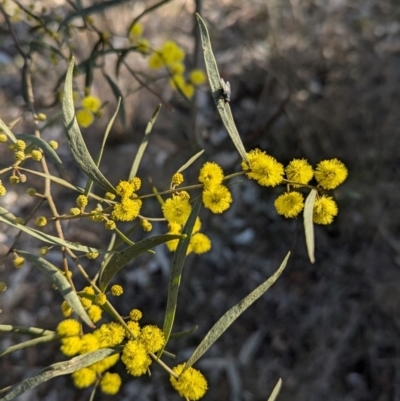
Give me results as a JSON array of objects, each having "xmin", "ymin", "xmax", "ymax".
[
  {"xmin": 60, "ymin": 336, "xmax": 82, "ymax": 356},
  {"xmin": 95, "ymin": 293, "xmax": 107, "ymax": 305},
  {"xmin": 136, "ymin": 38, "xmax": 150, "ymax": 54},
  {"xmin": 76, "ymin": 109, "xmax": 94, "ymax": 128},
  {"xmin": 76, "ymin": 195, "xmax": 88, "ymax": 208},
  {"xmin": 14, "ymin": 151, "xmax": 25, "ymax": 161},
  {"xmin": 172, "ymin": 172, "xmax": 184, "ymax": 186},
  {"xmin": 129, "ymin": 309, "xmax": 143, "ymax": 321},
  {"xmin": 198, "ymin": 162, "xmax": 224, "ymax": 188},
  {"xmin": 139, "ymin": 325, "xmax": 165, "ymax": 353},
  {"xmin": 116, "ymin": 180, "xmax": 134, "ymax": 198},
  {"xmin": 242, "ymin": 149, "xmax": 284, "ymax": 187},
  {"xmin": 126, "ymin": 320, "xmax": 141, "ymax": 339},
  {"xmin": 80, "ymin": 296, "xmax": 92, "ymax": 309},
  {"xmin": 100, "ymin": 372, "xmax": 122, "ymax": 395},
  {"xmin": 148, "ymin": 52, "xmax": 164, "ymax": 69},
  {"xmin": 71, "ymin": 368, "xmax": 96, "ymax": 388},
  {"xmin": 13, "ymin": 256, "xmax": 25, "ymax": 268},
  {"xmin": 86, "ymin": 252, "xmax": 99, "ymax": 260},
  {"xmin": 315, "ymin": 159, "xmax": 348, "ymax": 190},
  {"xmin": 140, "ymin": 218, "xmax": 152, "ymax": 232},
  {"xmin": 313, "ymin": 195, "xmax": 338, "ymax": 225},
  {"xmin": 170, "ymin": 364, "xmax": 208, "ymax": 401},
  {"xmin": 70, "ymin": 207, "xmax": 81, "ymax": 216},
  {"xmin": 202, "ymin": 184, "xmax": 232, "ymax": 214},
  {"xmin": 112, "ymin": 198, "xmax": 142, "ymax": 222},
  {"xmin": 111, "ymin": 284, "xmax": 123, "ymax": 296},
  {"xmin": 82, "ymin": 95, "xmax": 101, "ymax": 113},
  {"xmin": 129, "ymin": 22, "xmax": 143, "ymax": 38},
  {"xmin": 94, "ymin": 322, "xmax": 125, "ymax": 347},
  {"xmin": 189, "ymin": 233, "xmax": 212, "ymax": 254},
  {"xmin": 61, "ymin": 301, "xmax": 73, "ymax": 317},
  {"xmin": 88, "ymin": 305, "xmax": 103, "ymax": 323},
  {"xmin": 285, "ymin": 159, "xmax": 314, "ymax": 187},
  {"xmin": 90, "ymin": 354, "xmax": 120, "ymax": 374},
  {"xmin": 121, "ymin": 340, "xmax": 152, "ymax": 377},
  {"xmin": 274, "ymin": 191, "xmax": 305, "ymax": 218},
  {"xmin": 190, "ymin": 69, "xmax": 206, "ymax": 86},
  {"xmin": 14, "ymin": 139, "xmax": 26, "ymax": 151},
  {"xmin": 169, "ymin": 62, "xmax": 185, "ymax": 76},
  {"xmin": 129, "ymin": 176, "xmax": 142, "ymax": 191},
  {"xmin": 31, "ymin": 150, "xmax": 42, "ymax": 161},
  {"xmin": 0, "ymin": 133, "xmax": 8, "ymax": 143},
  {"xmin": 0, "ymin": 183, "xmax": 6, "ymax": 197},
  {"xmin": 79, "ymin": 333, "xmax": 100, "ymax": 354},
  {"xmin": 39, "ymin": 246, "xmax": 49, "ymax": 255},
  {"xmin": 162, "ymin": 196, "xmax": 192, "ymax": 225},
  {"xmin": 169, "ymin": 74, "xmax": 185, "ymax": 91},
  {"xmin": 57, "ymin": 319, "xmax": 81, "ymax": 336},
  {"xmin": 105, "ymin": 220, "xmax": 116, "ymax": 230},
  {"xmin": 49, "ymin": 140, "xmax": 58, "ymax": 150}
]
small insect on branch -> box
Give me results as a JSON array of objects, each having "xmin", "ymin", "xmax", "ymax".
[{"xmin": 220, "ymin": 78, "xmax": 231, "ymax": 103}]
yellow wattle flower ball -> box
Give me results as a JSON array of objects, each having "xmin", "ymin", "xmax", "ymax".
[
  {"xmin": 56, "ymin": 319, "xmax": 81, "ymax": 336},
  {"xmin": 162, "ymin": 196, "xmax": 192, "ymax": 225},
  {"xmin": 31, "ymin": 150, "xmax": 42, "ymax": 161},
  {"xmin": 315, "ymin": 158, "xmax": 348, "ymax": 190},
  {"xmin": 313, "ymin": 195, "xmax": 338, "ymax": 225},
  {"xmin": 116, "ymin": 180, "xmax": 134, "ymax": 198},
  {"xmin": 121, "ymin": 340, "xmax": 152, "ymax": 376},
  {"xmin": 0, "ymin": 182, "xmax": 6, "ymax": 197},
  {"xmin": 129, "ymin": 308, "xmax": 143, "ymax": 321},
  {"xmin": 88, "ymin": 304, "xmax": 103, "ymax": 323},
  {"xmin": 190, "ymin": 69, "xmax": 206, "ymax": 86},
  {"xmin": 94, "ymin": 322, "xmax": 125, "ymax": 347},
  {"xmin": 111, "ymin": 198, "xmax": 142, "ymax": 222},
  {"xmin": 139, "ymin": 325, "xmax": 165, "ymax": 353},
  {"xmin": 274, "ymin": 191, "xmax": 305, "ymax": 218},
  {"xmin": 81, "ymin": 95, "xmax": 101, "ymax": 113},
  {"xmin": 285, "ymin": 159, "xmax": 314, "ymax": 187},
  {"xmin": 148, "ymin": 52, "xmax": 164, "ymax": 69},
  {"xmin": 129, "ymin": 22, "xmax": 143, "ymax": 39},
  {"xmin": 35, "ymin": 216, "xmax": 47, "ymax": 227},
  {"xmin": 100, "ymin": 372, "xmax": 122, "ymax": 395},
  {"xmin": 71, "ymin": 367, "xmax": 96, "ymax": 388},
  {"xmin": 95, "ymin": 293, "xmax": 107, "ymax": 306},
  {"xmin": 172, "ymin": 172, "xmax": 184, "ymax": 186},
  {"xmin": 198, "ymin": 162, "xmax": 224, "ymax": 188},
  {"xmin": 13, "ymin": 256, "xmax": 25, "ymax": 268},
  {"xmin": 76, "ymin": 194, "xmax": 88, "ymax": 208},
  {"xmin": 170, "ymin": 363, "xmax": 208, "ymax": 401},
  {"xmin": 242, "ymin": 148, "xmax": 284, "ymax": 187},
  {"xmin": 189, "ymin": 233, "xmax": 211, "ymax": 254},
  {"xmin": 202, "ymin": 184, "xmax": 232, "ymax": 214},
  {"xmin": 76, "ymin": 109, "xmax": 94, "ymax": 128},
  {"xmin": 111, "ymin": 284, "xmax": 123, "ymax": 296}
]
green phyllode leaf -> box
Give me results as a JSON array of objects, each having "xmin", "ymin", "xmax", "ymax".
[
  {"xmin": 196, "ymin": 14, "xmax": 249, "ymax": 164},
  {"xmin": 1, "ymin": 348, "xmax": 118, "ymax": 401},
  {"xmin": 177, "ymin": 150, "xmax": 205, "ymax": 174},
  {"xmin": 129, "ymin": 104, "xmax": 162, "ymax": 179},
  {"xmin": 267, "ymin": 378, "xmax": 283, "ymax": 401},
  {"xmin": 0, "ymin": 119, "xmax": 17, "ymax": 143},
  {"xmin": 160, "ymin": 197, "xmax": 202, "ymax": 355},
  {"xmin": 99, "ymin": 233, "xmax": 185, "ymax": 292},
  {"xmin": 184, "ymin": 252, "xmax": 290, "ymax": 371},
  {"xmin": 16, "ymin": 251, "xmax": 95, "ymax": 328},
  {"xmin": 62, "ymin": 57, "xmax": 116, "ymax": 194},
  {"xmin": 304, "ymin": 189, "xmax": 317, "ymax": 264},
  {"xmin": 0, "ymin": 207, "xmax": 111, "ymax": 253}
]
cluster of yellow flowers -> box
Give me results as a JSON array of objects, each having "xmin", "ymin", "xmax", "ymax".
[
  {"xmin": 128, "ymin": 22, "xmax": 206, "ymax": 99},
  {"xmin": 241, "ymin": 149, "xmax": 348, "ymax": 225},
  {"xmin": 57, "ymin": 304, "xmax": 207, "ymax": 400},
  {"xmin": 75, "ymin": 95, "xmax": 102, "ymax": 128}
]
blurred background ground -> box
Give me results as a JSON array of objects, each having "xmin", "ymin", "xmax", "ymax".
[{"xmin": 0, "ymin": 0, "xmax": 400, "ymax": 400}]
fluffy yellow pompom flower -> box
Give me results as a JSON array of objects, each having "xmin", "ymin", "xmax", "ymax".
[
  {"xmin": 116, "ymin": 180, "xmax": 134, "ymax": 198},
  {"xmin": 126, "ymin": 320, "xmax": 141, "ymax": 339},
  {"xmin": 13, "ymin": 256, "xmax": 25, "ymax": 268},
  {"xmin": 140, "ymin": 218, "xmax": 152, "ymax": 232},
  {"xmin": 57, "ymin": 319, "xmax": 81, "ymax": 336},
  {"xmin": 130, "ymin": 176, "xmax": 142, "ymax": 191},
  {"xmin": 242, "ymin": 149, "xmax": 284, "ymax": 187},
  {"xmin": 31, "ymin": 149, "xmax": 42, "ymax": 161},
  {"xmin": 111, "ymin": 284, "xmax": 123, "ymax": 296},
  {"xmin": 90, "ymin": 353, "xmax": 120, "ymax": 374},
  {"xmin": 0, "ymin": 182, "xmax": 6, "ymax": 197},
  {"xmin": 95, "ymin": 292, "xmax": 107, "ymax": 305},
  {"xmin": 170, "ymin": 74, "xmax": 185, "ymax": 90},
  {"xmin": 198, "ymin": 162, "xmax": 224, "ymax": 188},
  {"xmin": 274, "ymin": 191, "xmax": 305, "ymax": 218},
  {"xmin": 315, "ymin": 158, "xmax": 348, "ymax": 190},
  {"xmin": 189, "ymin": 233, "xmax": 211, "ymax": 254},
  {"xmin": 88, "ymin": 305, "xmax": 103, "ymax": 323},
  {"xmin": 170, "ymin": 364, "xmax": 208, "ymax": 401},
  {"xmin": 190, "ymin": 69, "xmax": 206, "ymax": 86},
  {"xmin": 100, "ymin": 372, "xmax": 122, "ymax": 395},
  {"xmin": 161, "ymin": 41, "xmax": 185, "ymax": 65},
  {"xmin": 94, "ymin": 322, "xmax": 125, "ymax": 347},
  {"xmin": 169, "ymin": 62, "xmax": 185, "ymax": 76},
  {"xmin": 129, "ymin": 309, "xmax": 143, "ymax": 321},
  {"xmin": 72, "ymin": 368, "xmax": 96, "ymax": 388},
  {"xmin": 76, "ymin": 194, "xmax": 88, "ymax": 208},
  {"xmin": 82, "ymin": 95, "xmax": 101, "ymax": 113},
  {"xmin": 285, "ymin": 159, "xmax": 314, "ymax": 187},
  {"xmin": 61, "ymin": 300, "xmax": 73, "ymax": 317},
  {"xmin": 129, "ymin": 22, "xmax": 143, "ymax": 39},
  {"xmin": 76, "ymin": 109, "xmax": 94, "ymax": 128},
  {"xmin": 79, "ymin": 333, "xmax": 100, "ymax": 354},
  {"xmin": 112, "ymin": 198, "xmax": 142, "ymax": 222},
  {"xmin": 60, "ymin": 336, "xmax": 82, "ymax": 356},
  {"xmin": 172, "ymin": 172, "xmax": 184, "ymax": 186},
  {"xmin": 148, "ymin": 52, "xmax": 164, "ymax": 69},
  {"xmin": 139, "ymin": 325, "xmax": 165, "ymax": 353},
  {"xmin": 202, "ymin": 184, "xmax": 232, "ymax": 214},
  {"xmin": 121, "ymin": 340, "xmax": 152, "ymax": 376},
  {"xmin": 313, "ymin": 195, "xmax": 338, "ymax": 225},
  {"xmin": 162, "ymin": 196, "xmax": 192, "ymax": 225}
]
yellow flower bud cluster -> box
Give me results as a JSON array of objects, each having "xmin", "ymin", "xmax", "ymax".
[{"xmin": 76, "ymin": 95, "xmax": 102, "ymax": 128}]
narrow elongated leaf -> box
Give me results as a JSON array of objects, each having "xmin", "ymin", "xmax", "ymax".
[
  {"xmin": 0, "ymin": 325, "xmax": 55, "ymax": 336},
  {"xmin": 184, "ymin": 252, "xmax": 290, "ymax": 370},
  {"xmin": 196, "ymin": 14, "xmax": 248, "ymax": 163},
  {"xmin": 177, "ymin": 150, "xmax": 204, "ymax": 173},
  {"xmin": 170, "ymin": 325, "xmax": 198, "ymax": 339},
  {"xmin": 16, "ymin": 251, "xmax": 94, "ymax": 328},
  {"xmin": 103, "ymin": 73, "xmax": 126, "ymax": 126},
  {"xmin": 268, "ymin": 378, "xmax": 282, "ymax": 401},
  {"xmin": 129, "ymin": 104, "xmax": 161, "ymax": 179},
  {"xmin": 304, "ymin": 189, "xmax": 317, "ymax": 264},
  {"xmin": 161, "ymin": 197, "xmax": 202, "ymax": 354},
  {"xmin": 62, "ymin": 58, "xmax": 116, "ymax": 194},
  {"xmin": 0, "ymin": 119, "xmax": 17, "ymax": 143},
  {"xmin": 99, "ymin": 233, "xmax": 184, "ymax": 292},
  {"xmin": 16, "ymin": 134, "xmax": 64, "ymax": 170},
  {"xmin": 85, "ymin": 98, "xmax": 121, "ymax": 195},
  {"xmin": 1, "ymin": 348, "xmax": 117, "ymax": 401},
  {"xmin": 0, "ymin": 334, "xmax": 58, "ymax": 358},
  {"xmin": 0, "ymin": 209, "xmax": 110, "ymax": 253}
]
